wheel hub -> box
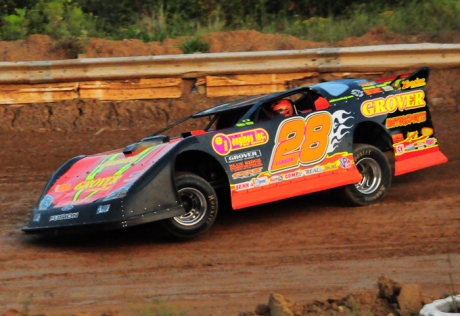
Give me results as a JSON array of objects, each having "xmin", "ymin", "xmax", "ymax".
[
  {"xmin": 174, "ymin": 187, "xmax": 207, "ymax": 226},
  {"xmin": 354, "ymin": 157, "xmax": 382, "ymax": 194}
]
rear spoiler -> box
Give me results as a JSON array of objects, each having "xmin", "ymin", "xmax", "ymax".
[{"xmin": 375, "ymin": 67, "xmax": 430, "ymax": 90}]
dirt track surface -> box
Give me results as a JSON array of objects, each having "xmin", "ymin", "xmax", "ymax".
[
  {"xmin": 0, "ymin": 29, "xmax": 460, "ymax": 315},
  {"xmin": 0, "ymin": 107, "xmax": 459, "ymax": 315}
]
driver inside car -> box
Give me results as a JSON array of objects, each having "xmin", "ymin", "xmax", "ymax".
[{"xmin": 271, "ymin": 99, "xmax": 294, "ymax": 117}]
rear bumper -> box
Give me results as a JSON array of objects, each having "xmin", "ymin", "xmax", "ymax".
[{"xmin": 395, "ymin": 148, "xmax": 448, "ymax": 176}]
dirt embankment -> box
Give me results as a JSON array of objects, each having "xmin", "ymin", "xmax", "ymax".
[
  {"xmin": 1, "ymin": 28, "xmax": 459, "ymax": 62},
  {"xmin": 0, "ymin": 28, "xmax": 459, "ymax": 133}
]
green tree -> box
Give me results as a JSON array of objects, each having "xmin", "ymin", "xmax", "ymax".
[
  {"xmin": 1, "ymin": 7, "xmax": 28, "ymax": 40},
  {"xmin": 27, "ymin": 0, "xmax": 97, "ymax": 39},
  {"xmin": 0, "ymin": 0, "xmax": 33, "ymax": 17}
]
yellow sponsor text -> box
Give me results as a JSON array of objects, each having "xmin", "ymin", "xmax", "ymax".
[
  {"xmin": 361, "ymin": 90, "xmax": 426, "ymax": 118},
  {"xmin": 402, "ymin": 78, "xmax": 426, "ymax": 90},
  {"xmin": 74, "ymin": 175, "xmax": 122, "ymax": 190}
]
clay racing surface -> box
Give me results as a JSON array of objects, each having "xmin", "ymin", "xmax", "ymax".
[
  {"xmin": 0, "ymin": 30, "xmax": 459, "ymax": 315},
  {"xmin": 1, "ymin": 98, "xmax": 459, "ymax": 316}
]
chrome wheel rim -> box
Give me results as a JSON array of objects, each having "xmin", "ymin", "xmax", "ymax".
[
  {"xmin": 174, "ymin": 187, "xmax": 207, "ymax": 226},
  {"xmin": 354, "ymin": 157, "xmax": 382, "ymax": 194}
]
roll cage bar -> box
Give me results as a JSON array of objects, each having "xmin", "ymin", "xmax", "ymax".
[{"xmin": 151, "ymin": 86, "xmax": 324, "ymax": 136}]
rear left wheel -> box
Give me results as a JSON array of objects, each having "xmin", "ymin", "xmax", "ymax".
[
  {"xmin": 335, "ymin": 144, "xmax": 392, "ymax": 206},
  {"xmin": 161, "ymin": 173, "xmax": 218, "ymax": 239}
]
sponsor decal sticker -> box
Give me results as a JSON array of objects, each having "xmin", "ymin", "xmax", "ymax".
[
  {"xmin": 324, "ymin": 161, "xmax": 340, "ymax": 171},
  {"xmin": 236, "ymin": 119, "xmax": 254, "ymax": 127},
  {"xmin": 329, "ymin": 95, "xmax": 354, "ymax": 103},
  {"xmin": 283, "ymin": 170, "xmax": 303, "ymax": 180},
  {"xmin": 381, "ymin": 85, "xmax": 394, "ymax": 92},
  {"xmin": 391, "ymin": 133, "xmax": 404, "ymax": 143},
  {"xmin": 96, "ymin": 204, "xmax": 110, "ymax": 214},
  {"xmin": 363, "ymin": 87, "xmax": 383, "ymax": 95},
  {"xmin": 407, "ymin": 131, "xmax": 419, "ymax": 139},
  {"xmin": 55, "ymin": 183, "xmax": 71, "ymax": 192},
  {"xmin": 359, "ymin": 81, "xmax": 376, "ymax": 87},
  {"xmin": 416, "ymin": 142, "xmax": 426, "ymax": 149},
  {"xmin": 68, "ymin": 146, "xmax": 158, "ymax": 203},
  {"xmin": 395, "ymin": 144, "xmax": 405, "ymax": 154},
  {"xmin": 231, "ymin": 152, "xmax": 354, "ymax": 193},
  {"xmin": 33, "ymin": 214, "xmax": 41, "ymax": 222},
  {"xmin": 361, "ymin": 90, "xmax": 426, "ymax": 117},
  {"xmin": 85, "ymin": 147, "xmax": 155, "ymax": 181},
  {"xmin": 39, "ymin": 194, "xmax": 54, "ymax": 211},
  {"xmin": 351, "ymin": 89, "xmax": 364, "ymax": 97},
  {"xmin": 235, "ymin": 181, "xmax": 254, "ymax": 191},
  {"xmin": 74, "ymin": 175, "xmax": 122, "ymax": 191},
  {"xmin": 339, "ymin": 158, "xmax": 352, "ymax": 169},
  {"xmin": 401, "ymin": 78, "xmax": 426, "ymax": 90},
  {"xmin": 386, "ymin": 111, "xmax": 427, "ymax": 129},
  {"xmin": 392, "ymin": 129, "xmax": 438, "ymax": 156},
  {"xmin": 421, "ymin": 127, "xmax": 434, "ymax": 136},
  {"xmin": 232, "ymin": 167, "xmax": 263, "ymax": 179},
  {"xmin": 101, "ymin": 157, "xmax": 137, "ymax": 168},
  {"xmin": 252, "ymin": 176, "xmax": 269, "ymax": 187},
  {"xmin": 229, "ymin": 158, "xmax": 263, "ymax": 172},
  {"xmin": 406, "ymin": 144, "xmax": 415, "ymax": 151},
  {"xmin": 304, "ymin": 166, "xmax": 324, "ymax": 175},
  {"xmin": 270, "ymin": 175, "xmax": 283, "ymax": 183},
  {"xmin": 61, "ymin": 204, "xmax": 74, "ymax": 212},
  {"xmin": 225, "ymin": 150, "xmax": 262, "ymax": 163},
  {"xmin": 49, "ymin": 212, "xmax": 79, "ymax": 222},
  {"xmin": 212, "ymin": 128, "xmax": 269, "ymax": 156}
]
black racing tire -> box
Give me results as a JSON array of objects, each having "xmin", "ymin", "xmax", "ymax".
[
  {"xmin": 336, "ymin": 144, "xmax": 392, "ymax": 206},
  {"xmin": 161, "ymin": 173, "xmax": 218, "ymax": 239}
]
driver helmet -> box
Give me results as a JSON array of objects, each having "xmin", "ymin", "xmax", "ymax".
[{"xmin": 272, "ymin": 99, "xmax": 294, "ymax": 117}]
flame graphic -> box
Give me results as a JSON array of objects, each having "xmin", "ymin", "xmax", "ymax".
[{"xmin": 327, "ymin": 110, "xmax": 354, "ymax": 153}]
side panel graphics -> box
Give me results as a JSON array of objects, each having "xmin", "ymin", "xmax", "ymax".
[{"xmin": 214, "ymin": 111, "xmax": 362, "ymax": 209}]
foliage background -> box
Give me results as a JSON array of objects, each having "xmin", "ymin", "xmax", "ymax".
[{"xmin": 0, "ymin": 0, "xmax": 459, "ymax": 53}]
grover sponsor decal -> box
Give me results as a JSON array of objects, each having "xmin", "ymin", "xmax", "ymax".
[
  {"xmin": 225, "ymin": 150, "xmax": 262, "ymax": 163},
  {"xmin": 361, "ymin": 90, "xmax": 426, "ymax": 117}
]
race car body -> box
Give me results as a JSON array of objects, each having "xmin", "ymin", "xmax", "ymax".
[{"xmin": 23, "ymin": 67, "xmax": 447, "ymax": 238}]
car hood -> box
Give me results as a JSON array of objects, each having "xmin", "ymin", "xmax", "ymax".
[{"xmin": 41, "ymin": 139, "xmax": 181, "ymax": 210}]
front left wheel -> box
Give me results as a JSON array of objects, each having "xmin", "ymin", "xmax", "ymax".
[{"xmin": 161, "ymin": 173, "xmax": 218, "ymax": 239}]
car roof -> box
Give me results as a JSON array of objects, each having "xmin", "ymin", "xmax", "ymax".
[
  {"xmin": 192, "ymin": 94, "xmax": 268, "ymax": 118},
  {"xmin": 191, "ymin": 79, "xmax": 364, "ymax": 118}
]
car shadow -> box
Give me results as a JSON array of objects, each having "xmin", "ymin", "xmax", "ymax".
[
  {"xmin": 20, "ymin": 221, "xmax": 181, "ymax": 249},
  {"xmin": 19, "ymin": 190, "xmax": 343, "ymax": 249}
]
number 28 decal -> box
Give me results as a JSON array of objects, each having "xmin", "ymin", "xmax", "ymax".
[{"xmin": 269, "ymin": 112, "xmax": 332, "ymax": 173}]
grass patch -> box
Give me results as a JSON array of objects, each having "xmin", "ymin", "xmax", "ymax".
[
  {"xmin": 0, "ymin": 0, "xmax": 458, "ymax": 45},
  {"xmin": 179, "ymin": 36, "xmax": 210, "ymax": 54},
  {"xmin": 252, "ymin": 0, "xmax": 460, "ymax": 43},
  {"xmin": 127, "ymin": 0, "xmax": 460, "ymax": 44}
]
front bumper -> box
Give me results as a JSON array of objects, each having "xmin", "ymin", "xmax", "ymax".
[{"xmin": 22, "ymin": 200, "xmax": 185, "ymax": 235}]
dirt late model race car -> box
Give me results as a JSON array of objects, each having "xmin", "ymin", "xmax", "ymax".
[{"xmin": 23, "ymin": 67, "xmax": 447, "ymax": 239}]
